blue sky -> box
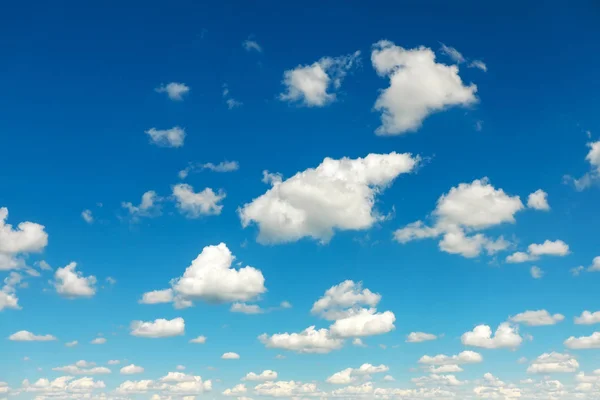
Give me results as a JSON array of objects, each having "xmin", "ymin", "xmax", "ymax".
[{"xmin": 1, "ymin": 0, "xmax": 600, "ymax": 399}]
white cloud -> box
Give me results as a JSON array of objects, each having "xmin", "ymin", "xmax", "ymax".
[
  {"xmin": 352, "ymin": 338, "xmax": 367, "ymax": 347},
  {"xmin": 170, "ymin": 243, "xmax": 266, "ymax": 304},
  {"xmin": 176, "ymin": 365, "xmax": 185, "ymax": 370},
  {"xmin": 221, "ymin": 352, "xmax": 240, "ymax": 360},
  {"xmin": 258, "ymin": 326, "xmax": 343, "ymax": 354},
  {"xmin": 418, "ymin": 350, "xmax": 483, "ymax": 365},
  {"xmin": 22, "ymin": 376, "xmax": 105, "ymax": 394},
  {"xmin": 469, "ymin": 60, "xmax": 488, "ymax": 72},
  {"xmin": 130, "ymin": 317, "xmax": 185, "ymax": 338},
  {"xmin": 412, "ymin": 374, "xmax": 464, "ymax": 387},
  {"xmin": 223, "ymin": 383, "xmax": 247, "ymax": 396},
  {"xmin": 312, "ymin": 280, "xmax": 381, "ymax": 320},
  {"xmin": 189, "ymin": 335, "xmax": 206, "ymax": 344},
  {"xmin": 155, "ymin": 82, "xmax": 190, "ymax": 101},
  {"xmin": 90, "ymin": 337, "xmax": 106, "ymax": 344},
  {"xmin": 54, "ymin": 262, "xmax": 96, "ymax": 298},
  {"xmin": 65, "ymin": 340, "xmax": 78, "ymax": 347},
  {"xmin": 139, "ymin": 289, "xmax": 174, "ymax": 304},
  {"xmin": 0, "ymin": 208, "xmax": 48, "ymax": 255},
  {"xmin": 240, "ymin": 152, "xmax": 419, "ymax": 244},
  {"xmin": 108, "ymin": 360, "xmax": 120, "ymax": 365},
  {"xmin": 9, "ymin": 330, "xmax": 57, "ymax": 341},
  {"xmin": 506, "ymin": 240, "xmax": 570, "ymax": 263},
  {"xmin": 172, "ymin": 184, "xmax": 225, "ymax": 218},
  {"xmin": 328, "ymin": 307, "xmax": 395, "ymax": 338},
  {"xmin": 575, "ymin": 311, "xmax": 600, "ymax": 325},
  {"xmin": 371, "ymin": 40, "xmax": 477, "ymax": 135},
  {"xmin": 406, "ymin": 332, "xmax": 438, "ymax": 343},
  {"xmin": 121, "ymin": 364, "xmax": 144, "ymax": 374},
  {"xmin": 565, "ymin": 141, "xmax": 600, "ymax": 190},
  {"xmin": 461, "ymin": 323, "xmax": 522, "ymax": 349},
  {"xmin": 145, "ymin": 127, "xmax": 186, "ymax": 148},
  {"xmin": 327, "ymin": 364, "xmax": 389, "ymax": 384},
  {"xmin": 0, "ymin": 272, "xmax": 21, "ymax": 311},
  {"xmin": 395, "ymin": 178, "xmax": 521, "ymax": 257},
  {"xmin": 428, "ymin": 365, "xmax": 463, "ymax": 373},
  {"xmin": 179, "ymin": 160, "xmax": 239, "ymax": 179},
  {"xmin": 527, "ymin": 189, "xmax": 550, "ymax": 210},
  {"xmin": 530, "ymin": 266, "xmax": 544, "ymax": 279},
  {"xmin": 254, "ymin": 380, "xmax": 321, "ymax": 397},
  {"xmin": 440, "ymin": 43, "xmax": 465, "ymax": 63},
  {"xmin": 243, "ymin": 39, "xmax": 262, "ymax": 53},
  {"xmin": 565, "ymin": 332, "xmax": 600, "ymax": 349},
  {"xmin": 279, "ymin": 51, "xmax": 360, "ymax": 107},
  {"xmin": 383, "ymin": 375, "xmax": 395, "ymax": 382},
  {"xmin": 81, "ymin": 209, "xmax": 94, "ymax": 224},
  {"xmin": 52, "ymin": 362, "xmax": 111, "ymax": 375},
  {"xmin": 122, "ymin": 190, "xmax": 162, "ymax": 220},
  {"xmin": 243, "ymin": 370, "xmax": 278, "ymax": 381},
  {"xmin": 588, "ymin": 256, "xmax": 600, "ymax": 272},
  {"xmin": 230, "ymin": 303, "xmax": 263, "ymax": 314},
  {"xmin": 509, "ymin": 310, "xmax": 565, "ymax": 326},
  {"xmin": 527, "ymin": 352, "xmax": 579, "ymax": 373}
]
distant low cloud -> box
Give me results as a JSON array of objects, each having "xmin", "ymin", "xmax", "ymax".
[
  {"xmin": 9, "ymin": 330, "xmax": 57, "ymax": 341},
  {"xmin": 178, "ymin": 161, "xmax": 239, "ymax": 179},
  {"xmin": 81, "ymin": 210, "xmax": 93, "ymax": 224},
  {"xmin": 130, "ymin": 317, "xmax": 185, "ymax": 338},
  {"xmin": 242, "ymin": 39, "xmax": 262, "ymax": 53},
  {"xmin": 145, "ymin": 127, "xmax": 186, "ymax": 148},
  {"xmin": 155, "ymin": 82, "xmax": 190, "ymax": 101},
  {"xmin": 54, "ymin": 262, "xmax": 96, "ymax": 298}
]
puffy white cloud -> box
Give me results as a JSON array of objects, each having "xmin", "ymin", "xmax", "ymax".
[
  {"xmin": 116, "ymin": 379, "xmax": 155, "ymax": 394},
  {"xmin": 130, "ymin": 317, "xmax": 185, "ymax": 338},
  {"xmin": 418, "ymin": 350, "xmax": 483, "ymax": 365},
  {"xmin": 326, "ymin": 364, "xmax": 389, "ymax": 384},
  {"xmin": 575, "ymin": 311, "xmax": 600, "ymax": 325},
  {"xmin": 121, "ymin": 372, "xmax": 212, "ymax": 395},
  {"xmin": 254, "ymin": 380, "xmax": 321, "ymax": 397},
  {"xmin": 461, "ymin": 323, "xmax": 522, "ymax": 349},
  {"xmin": 527, "ymin": 352, "xmax": 579, "ymax": 373},
  {"xmin": 530, "ymin": 266, "xmax": 544, "ymax": 279},
  {"xmin": 221, "ymin": 352, "xmax": 240, "ymax": 360},
  {"xmin": 383, "ymin": 375, "xmax": 395, "ymax": 382},
  {"xmin": 279, "ymin": 51, "xmax": 360, "ymax": 107},
  {"xmin": 506, "ymin": 240, "xmax": 570, "ymax": 263},
  {"xmin": 139, "ymin": 289, "xmax": 174, "ymax": 304},
  {"xmin": 243, "ymin": 39, "xmax": 262, "ymax": 53},
  {"xmin": 145, "ymin": 126, "xmax": 186, "ymax": 148},
  {"xmin": 120, "ymin": 364, "xmax": 144, "ymax": 374},
  {"xmin": 189, "ymin": 335, "xmax": 206, "ymax": 344},
  {"xmin": 22, "ymin": 376, "xmax": 105, "ymax": 394},
  {"xmin": 527, "ymin": 189, "xmax": 550, "ymax": 210},
  {"xmin": 565, "ymin": 332, "xmax": 600, "ymax": 349},
  {"xmin": 406, "ymin": 332, "xmax": 438, "ymax": 343},
  {"xmin": 172, "ymin": 184, "xmax": 225, "ymax": 218},
  {"xmin": 509, "ymin": 310, "xmax": 565, "ymax": 326},
  {"xmin": 230, "ymin": 302, "xmax": 263, "ymax": 314},
  {"xmin": 328, "ymin": 307, "xmax": 395, "ymax": 338},
  {"xmin": 258, "ymin": 326, "xmax": 343, "ymax": 354},
  {"xmin": 81, "ymin": 209, "xmax": 94, "ymax": 224},
  {"xmin": 243, "ymin": 370, "xmax": 278, "ymax": 381},
  {"xmin": 0, "ymin": 272, "xmax": 22, "ymax": 311},
  {"xmin": 90, "ymin": 337, "xmax": 106, "ymax": 344},
  {"xmin": 373, "ymin": 387, "xmax": 456, "ymax": 398},
  {"xmin": 9, "ymin": 330, "xmax": 56, "ymax": 341},
  {"xmin": 170, "ymin": 243, "xmax": 266, "ymax": 304},
  {"xmin": 179, "ymin": 160, "xmax": 239, "ymax": 179},
  {"xmin": 122, "ymin": 190, "xmax": 162, "ymax": 220},
  {"xmin": 0, "ymin": 208, "xmax": 48, "ymax": 255},
  {"xmin": 331, "ymin": 382, "xmax": 374, "ymax": 396},
  {"xmin": 52, "ymin": 362, "xmax": 111, "ymax": 375},
  {"xmin": 565, "ymin": 141, "xmax": 600, "ymax": 190},
  {"xmin": 312, "ymin": 280, "xmax": 381, "ymax": 320},
  {"xmin": 371, "ymin": 40, "xmax": 477, "ymax": 135},
  {"xmin": 155, "ymin": 82, "xmax": 190, "ymax": 101},
  {"xmin": 54, "ymin": 262, "xmax": 96, "ymax": 298},
  {"xmin": 428, "ymin": 364, "xmax": 463, "ymax": 373},
  {"xmin": 240, "ymin": 152, "xmax": 419, "ymax": 244},
  {"xmin": 588, "ymin": 256, "xmax": 600, "ymax": 272},
  {"xmin": 395, "ymin": 178, "xmax": 522, "ymax": 257},
  {"xmin": 223, "ymin": 383, "xmax": 247, "ymax": 396},
  {"xmin": 412, "ymin": 374, "xmax": 464, "ymax": 387}
]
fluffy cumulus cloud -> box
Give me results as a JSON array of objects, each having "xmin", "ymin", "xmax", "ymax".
[
  {"xmin": 461, "ymin": 323, "xmax": 523, "ymax": 349},
  {"xmin": 141, "ymin": 243, "xmax": 266, "ymax": 309},
  {"xmin": 189, "ymin": 335, "xmax": 206, "ymax": 344},
  {"xmin": 527, "ymin": 352, "xmax": 579, "ymax": 373},
  {"xmin": 575, "ymin": 311, "xmax": 600, "ymax": 325},
  {"xmin": 21, "ymin": 376, "xmax": 105, "ymax": 395},
  {"xmin": 172, "ymin": 184, "xmax": 225, "ymax": 218},
  {"xmin": 565, "ymin": 140, "xmax": 600, "ymax": 190},
  {"xmin": 371, "ymin": 40, "xmax": 477, "ymax": 135},
  {"xmin": 530, "ymin": 266, "xmax": 544, "ymax": 279},
  {"xmin": 279, "ymin": 51, "xmax": 360, "ymax": 107},
  {"xmin": 243, "ymin": 370, "xmax": 278, "ymax": 381},
  {"xmin": 223, "ymin": 383, "xmax": 247, "ymax": 396},
  {"xmin": 509, "ymin": 310, "xmax": 565, "ymax": 326},
  {"xmin": 587, "ymin": 256, "xmax": 600, "ymax": 272},
  {"xmin": 506, "ymin": 240, "xmax": 570, "ymax": 263},
  {"xmin": 122, "ymin": 190, "xmax": 162, "ymax": 220},
  {"xmin": 564, "ymin": 332, "xmax": 600, "ymax": 349},
  {"xmin": 328, "ymin": 307, "xmax": 396, "ymax": 338},
  {"xmin": 1, "ymin": 272, "xmax": 22, "ymax": 310},
  {"xmin": 120, "ymin": 364, "xmax": 144, "ymax": 374},
  {"xmin": 254, "ymin": 380, "xmax": 321, "ymax": 397},
  {"xmin": 145, "ymin": 126, "xmax": 186, "ymax": 148},
  {"xmin": 258, "ymin": 326, "xmax": 343, "ymax": 354},
  {"xmin": 130, "ymin": 317, "xmax": 185, "ymax": 338},
  {"xmin": 395, "ymin": 178, "xmax": 522, "ymax": 257},
  {"xmin": 0, "ymin": 208, "xmax": 48, "ymax": 276},
  {"xmin": 53, "ymin": 262, "xmax": 96, "ymax": 298},
  {"xmin": 406, "ymin": 332, "xmax": 438, "ymax": 343},
  {"xmin": 527, "ymin": 189, "xmax": 550, "ymax": 210},
  {"xmin": 52, "ymin": 361, "xmax": 111, "ymax": 375},
  {"xmin": 240, "ymin": 152, "xmax": 419, "ymax": 244},
  {"xmin": 117, "ymin": 372, "xmax": 211, "ymax": 395},
  {"xmin": 155, "ymin": 82, "xmax": 190, "ymax": 101},
  {"xmin": 412, "ymin": 374, "xmax": 465, "ymax": 387},
  {"xmin": 90, "ymin": 337, "xmax": 106, "ymax": 344},
  {"xmin": 326, "ymin": 364, "xmax": 389, "ymax": 384},
  {"xmin": 418, "ymin": 350, "xmax": 483, "ymax": 366},
  {"xmin": 9, "ymin": 330, "xmax": 57, "ymax": 341},
  {"xmin": 221, "ymin": 352, "xmax": 240, "ymax": 360}
]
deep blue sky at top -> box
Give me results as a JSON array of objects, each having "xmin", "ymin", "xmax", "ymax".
[{"xmin": 1, "ymin": 0, "xmax": 600, "ymax": 386}]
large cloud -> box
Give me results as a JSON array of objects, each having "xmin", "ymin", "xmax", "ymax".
[
  {"xmin": 140, "ymin": 243, "xmax": 266, "ymax": 307},
  {"xmin": 328, "ymin": 308, "xmax": 395, "ymax": 337},
  {"xmin": 527, "ymin": 352, "xmax": 579, "ymax": 373},
  {"xmin": 461, "ymin": 323, "xmax": 522, "ymax": 349},
  {"xmin": 564, "ymin": 332, "xmax": 600, "ymax": 349},
  {"xmin": 509, "ymin": 310, "xmax": 565, "ymax": 326},
  {"xmin": 279, "ymin": 51, "xmax": 360, "ymax": 107},
  {"xmin": 258, "ymin": 326, "xmax": 343, "ymax": 354},
  {"xmin": 506, "ymin": 240, "xmax": 570, "ymax": 263},
  {"xmin": 371, "ymin": 40, "xmax": 477, "ymax": 135},
  {"xmin": 575, "ymin": 311, "xmax": 600, "ymax": 325},
  {"xmin": 395, "ymin": 178, "xmax": 523, "ymax": 257},
  {"xmin": 311, "ymin": 280, "xmax": 381, "ymax": 320},
  {"xmin": 240, "ymin": 152, "xmax": 420, "ymax": 244},
  {"xmin": 54, "ymin": 262, "xmax": 96, "ymax": 298},
  {"xmin": 172, "ymin": 184, "xmax": 225, "ymax": 218}
]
